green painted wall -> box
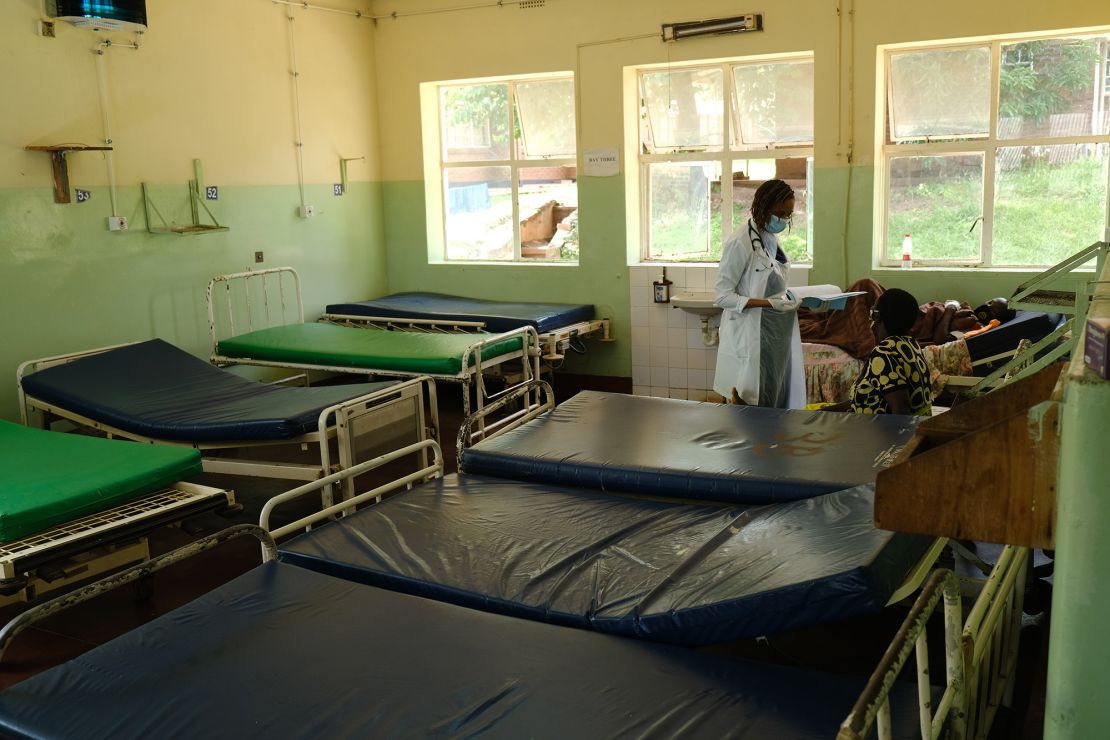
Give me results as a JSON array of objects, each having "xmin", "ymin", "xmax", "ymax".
[{"xmin": 0, "ymin": 181, "xmax": 385, "ymax": 421}]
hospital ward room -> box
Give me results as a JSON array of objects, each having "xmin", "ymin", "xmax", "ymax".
[{"xmin": 3, "ymin": 0, "xmax": 1110, "ymax": 737}]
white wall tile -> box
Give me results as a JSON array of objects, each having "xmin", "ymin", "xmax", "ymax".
[
  {"xmin": 687, "ymin": 348, "xmax": 707, "ymax": 369},
  {"xmin": 631, "ymin": 346, "xmax": 648, "ymax": 365},
  {"xmin": 649, "ymin": 345, "xmax": 669, "ymax": 367},
  {"xmin": 686, "ymin": 311, "xmax": 704, "ymax": 329},
  {"xmin": 650, "ymin": 326, "xmax": 669, "ymax": 347},
  {"xmin": 631, "ymin": 326, "xmax": 650, "ymax": 350},
  {"xmin": 685, "ymin": 268, "xmax": 707, "ymax": 290},
  {"xmin": 632, "ymin": 365, "xmax": 651, "ymax": 386},
  {"xmin": 669, "ymin": 388, "xmax": 688, "ymax": 400},
  {"xmin": 686, "ymin": 328, "xmax": 706, "ymax": 349},
  {"xmin": 630, "ymin": 266, "xmax": 650, "ymax": 287},
  {"xmin": 667, "ymin": 306, "xmax": 687, "ymax": 328},
  {"xmin": 688, "ymin": 389, "xmax": 708, "ymax": 402},
  {"xmin": 687, "ymin": 368, "xmax": 708, "ymax": 390},
  {"xmin": 668, "ymin": 347, "xmax": 687, "ymax": 368},
  {"xmin": 649, "ymin": 305, "xmax": 670, "ymax": 328},
  {"xmin": 630, "ymin": 306, "xmax": 650, "ymax": 328},
  {"xmin": 668, "ymin": 327, "xmax": 687, "ymax": 348},
  {"xmin": 669, "ymin": 368, "xmax": 688, "ymax": 388},
  {"xmin": 663, "ymin": 266, "xmax": 685, "ymax": 289},
  {"xmin": 633, "ymin": 385, "xmax": 650, "ymax": 396},
  {"xmin": 651, "ymin": 386, "xmax": 669, "ymax": 398},
  {"xmin": 630, "ymin": 286, "xmax": 653, "ymax": 307},
  {"xmin": 651, "ymin": 366, "xmax": 669, "ymax": 386}
]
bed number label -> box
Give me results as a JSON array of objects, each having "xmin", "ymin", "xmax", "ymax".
[
  {"xmin": 333, "ymin": 183, "xmax": 344, "ymax": 196},
  {"xmin": 206, "ymin": 186, "xmax": 219, "ymax": 201},
  {"xmin": 75, "ymin": 189, "xmax": 91, "ymax": 203}
]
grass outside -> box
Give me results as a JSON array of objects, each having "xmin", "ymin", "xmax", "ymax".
[{"xmin": 887, "ymin": 155, "xmax": 1108, "ymax": 266}]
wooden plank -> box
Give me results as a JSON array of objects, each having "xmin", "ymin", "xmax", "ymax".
[{"xmin": 874, "ymin": 365, "xmax": 1061, "ymax": 549}]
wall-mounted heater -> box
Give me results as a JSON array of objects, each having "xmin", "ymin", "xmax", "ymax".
[{"xmin": 661, "ymin": 13, "xmax": 762, "ymax": 42}]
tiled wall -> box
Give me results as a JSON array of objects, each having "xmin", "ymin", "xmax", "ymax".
[
  {"xmin": 629, "ymin": 266, "xmax": 722, "ymax": 401},
  {"xmin": 628, "ymin": 265, "xmax": 809, "ymax": 401}
]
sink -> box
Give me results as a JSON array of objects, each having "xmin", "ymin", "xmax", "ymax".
[{"xmin": 671, "ymin": 292, "xmax": 721, "ymax": 317}]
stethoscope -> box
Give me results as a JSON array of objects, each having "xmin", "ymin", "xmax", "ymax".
[{"xmin": 748, "ymin": 218, "xmax": 790, "ymax": 269}]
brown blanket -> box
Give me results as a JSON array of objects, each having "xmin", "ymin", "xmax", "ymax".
[{"xmin": 798, "ymin": 278, "xmax": 980, "ymax": 359}]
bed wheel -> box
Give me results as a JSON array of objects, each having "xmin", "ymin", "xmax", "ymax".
[{"xmin": 0, "ymin": 577, "xmax": 28, "ymax": 597}]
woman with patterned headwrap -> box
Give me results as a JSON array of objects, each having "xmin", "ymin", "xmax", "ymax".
[{"xmin": 848, "ymin": 288, "xmax": 933, "ymax": 416}]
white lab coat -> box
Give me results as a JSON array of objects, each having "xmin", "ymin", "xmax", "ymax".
[{"xmin": 712, "ymin": 221, "xmax": 806, "ymax": 408}]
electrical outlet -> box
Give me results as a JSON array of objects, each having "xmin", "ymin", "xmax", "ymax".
[
  {"xmin": 37, "ymin": 20, "xmax": 55, "ymax": 38},
  {"xmin": 107, "ymin": 216, "xmax": 128, "ymax": 231},
  {"xmin": 254, "ymin": 251, "xmax": 264, "ymax": 263},
  {"xmin": 298, "ymin": 205, "xmax": 316, "ymax": 218}
]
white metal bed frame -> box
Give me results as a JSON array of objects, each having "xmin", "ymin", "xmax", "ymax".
[
  {"xmin": 322, "ymin": 311, "xmax": 613, "ymax": 363},
  {"xmin": 207, "ymin": 267, "xmax": 545, "ymax": 444},
  {"xmin": 17, "ymin": 344, "xmax": 434, "ymax": 506},
  {"xmin": 839, "ymin": 546, "xmax": 1031, "ymax": 740}
]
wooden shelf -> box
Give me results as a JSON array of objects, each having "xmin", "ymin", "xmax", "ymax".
[
  {"xmin": 874, "ymin": 363, "xmax": 1064, "ymax": 549},
  {"xmin": 25, "ymin": 145, "xmax": 113, "ymax": 204}
]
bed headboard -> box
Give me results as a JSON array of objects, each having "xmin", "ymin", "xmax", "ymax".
[{"xmin": 206, "ymin": 267, "xmax": 304, "ymax": 352}]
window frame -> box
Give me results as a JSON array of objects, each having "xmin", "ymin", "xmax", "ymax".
[
  {"xmin": 631, "ymin": 54, "xmax": 815, "ymax": 265},
  {"xmin": 877, "ymin": 33, "xmax": 1110, "ymax": 269},
  {"xmin": 422, "ymin": 72, "xmax": 578, "ymax": 265}
]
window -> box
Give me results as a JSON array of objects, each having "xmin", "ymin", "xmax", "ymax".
[
  {"xmin": 632, "ymin": 56, "xmax": 814, "ymax": 264},
  {"xmin": 424, "ymin": 75, "xmax": 578, "ymax": 263},
  {"xmin": 880, "ymin": 33, "xmax": 1110, "ymax": 268}
]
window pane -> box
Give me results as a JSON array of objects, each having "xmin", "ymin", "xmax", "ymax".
[
  {"xmin": 647, "ymin": 162, "xmax": 719, "ymax": 260},
  {"xmin": 889, "ymin": 48, "xmax": 990, "ymax": 141},
  {"xmin": 442, "ymin": 84, "xmax": 510, "ymax": 162},
  {"xmin": 732, "ymin": 61, "xmax": 814, "ymax": 146},
  {"xmin": 994, "ymin": 144, "xmax": 1108, "ymax": 266},
  {"xmin": 886, "ymin": 154, "xmax": 983, "ymax": 262},
  {"xmin": 727, "ymin": 158, "xmax": 812, "ymax": 263},
  {"xmin": 515, "ymin": 79, "xmax": 577, "ymax": 158},
  {"xmin": 641, "ymin": 68, "xmax": 723, "ymax": 152},
  {"xmin": 519, "ymin": 166, "xmax": 578, "ymax": 262},
  {"xmin": 444, "ymin": 167, "xmax": 512, "ymax": 260},
  {"xmin": 999, "ymin": 37, "xmax": 1110, "ymax": 139}
]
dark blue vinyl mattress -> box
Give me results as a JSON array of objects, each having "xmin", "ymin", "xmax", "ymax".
[
  {"xmin": 279, "ymin": 475, "xmax": 932, "ymax": 645},
  {"xmin": 966, "ymin": 310, "xmax": 1063, "ymax": 364},
  {"xmin": 20, "ymin": 339, "xmax": 398, "ymax": 442},
  {"xmin": 461, "ymin": 391, "xmax": 918, "ymax": 504},
  {"xmin": 0, "ymin": 562, "xmax": 921, "ymax": 739},
  {"xmin": 326, "ymin": 291, "xmax": 595, "ymax": 333}
]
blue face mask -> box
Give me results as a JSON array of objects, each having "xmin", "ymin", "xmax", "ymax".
[{"xmin": 766, "ymin": 215, "xmax": 789, "ymax": 234}]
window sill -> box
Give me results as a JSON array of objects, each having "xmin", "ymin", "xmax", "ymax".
[{"xmin": 427, "ymin": 260, "xmax": 580, "ymax": 268}]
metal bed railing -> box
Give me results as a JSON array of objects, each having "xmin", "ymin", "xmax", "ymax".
[{"xmin": 839, "ymin": 546, "xmax": 1030, "ymax": 740}]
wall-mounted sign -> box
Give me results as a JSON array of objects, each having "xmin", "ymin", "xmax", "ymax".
[
  {"xmin": 75, "ymin": 189, "xmax": 91, "ymax": 202},
  {"xmin": 206, "ymin": 186, "xmax": 218, "ymax": 201},
  {"xmin": 333, "ymin": 184, "xmax": 344, "ymax": 196},
  {"xmin": 584, "ymin": 148, "xmax": 620, "ymax": 177}
]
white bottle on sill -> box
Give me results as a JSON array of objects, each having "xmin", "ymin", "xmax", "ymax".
[{"xmin": 901, "ymin": 234, "xmax": 913, "ymax": 270}]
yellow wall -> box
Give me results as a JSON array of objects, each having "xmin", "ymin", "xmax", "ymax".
[{"xmin": 0, "ymin": 0, "xmax": 385, "ymax": 420}]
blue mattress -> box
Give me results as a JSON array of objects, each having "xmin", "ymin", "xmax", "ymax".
[
  {"xmin": 279, "ymin": 476, "xmax": 931, "ymax": 645},
  {"xmin": 461, "ymin": 391, "xmax": 918, "ymax": 504},
  {"xmin": 0, "ymin": 562, "xmax": 921, "ymax": 739},
  {"xmin": 966, "ymin": 310, "xmax": 1063, "ymax": 366},
  {"xmin": 20, "ymin": 339, "xmax": 398, "ymax": 442},
  {"xmin": 326, "ymin": 291, "xmax": 595, "ymax": 334}
]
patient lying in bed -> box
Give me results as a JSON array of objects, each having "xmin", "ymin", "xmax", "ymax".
[{"xmin": 798, "ymin": 278, "xmax": 1009, "ymax": 360}]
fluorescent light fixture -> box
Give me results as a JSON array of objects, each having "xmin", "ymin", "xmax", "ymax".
[{"xmin": 661, "ymin": 13, "xmax": 763, "ymax": 42}]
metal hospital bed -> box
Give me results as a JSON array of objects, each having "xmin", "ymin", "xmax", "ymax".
[
  {"xmin": 323, "ymin": 290, "xmax": 614, "ymax": 362},
  {"xmin": 208, "ymin": 267, "xmax": 545, "ymax": 444},
  {"xmin": 17, "ymin": 340, "xmax": 432, "ymax": 504},
  {"xmin": 0, "ymin": 420, "xmax": 234, "ymax": 605}
]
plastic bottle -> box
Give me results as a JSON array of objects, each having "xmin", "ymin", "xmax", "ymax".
[{"xmin": 901, "ymin": 234, "xmax": 913, "ymax": 270}]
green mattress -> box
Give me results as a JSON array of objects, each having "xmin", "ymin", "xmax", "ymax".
[
  {"xmin": 0, "ymin": 421, "xmax": 202, "ymax": 544},
  {"xmin": 216, "ymin": 323, "xmax": 526, "ymax": 376}
]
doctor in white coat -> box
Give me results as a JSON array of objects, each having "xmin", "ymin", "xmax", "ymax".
[{"xmin": 712, "ymin": 179, "xmax": 806, "ymax": 408}]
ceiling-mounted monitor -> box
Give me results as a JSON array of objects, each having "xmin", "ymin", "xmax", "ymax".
[{"xmin": 46, "ymin": 1, "xmax": 148, "ymax": 33}]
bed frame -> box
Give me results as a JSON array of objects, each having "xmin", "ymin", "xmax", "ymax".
[
  {"xmin": 17, "ymin": 344, "xmax": 433, "ymax": 506},
  {"xmin": 839, "ymin": 546, "xmax": 1031, "ymax": 740},
  {"xmin": 207, "ymin": 267, "xmax": 544, "ymax": 442}
]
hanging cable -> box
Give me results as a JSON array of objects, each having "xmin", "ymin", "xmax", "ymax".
[
  {"xmin": 285, "ymin": 5, "xmax": 308, "ymax": 213},
  {"xmin": 93, "ymin": 44, "xmax": 120, "ymax": 218}
]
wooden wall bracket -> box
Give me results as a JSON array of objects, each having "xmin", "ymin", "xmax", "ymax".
[{"xmin": 25, "ymin": 145, "xmax": 112, "ymax": 204}]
